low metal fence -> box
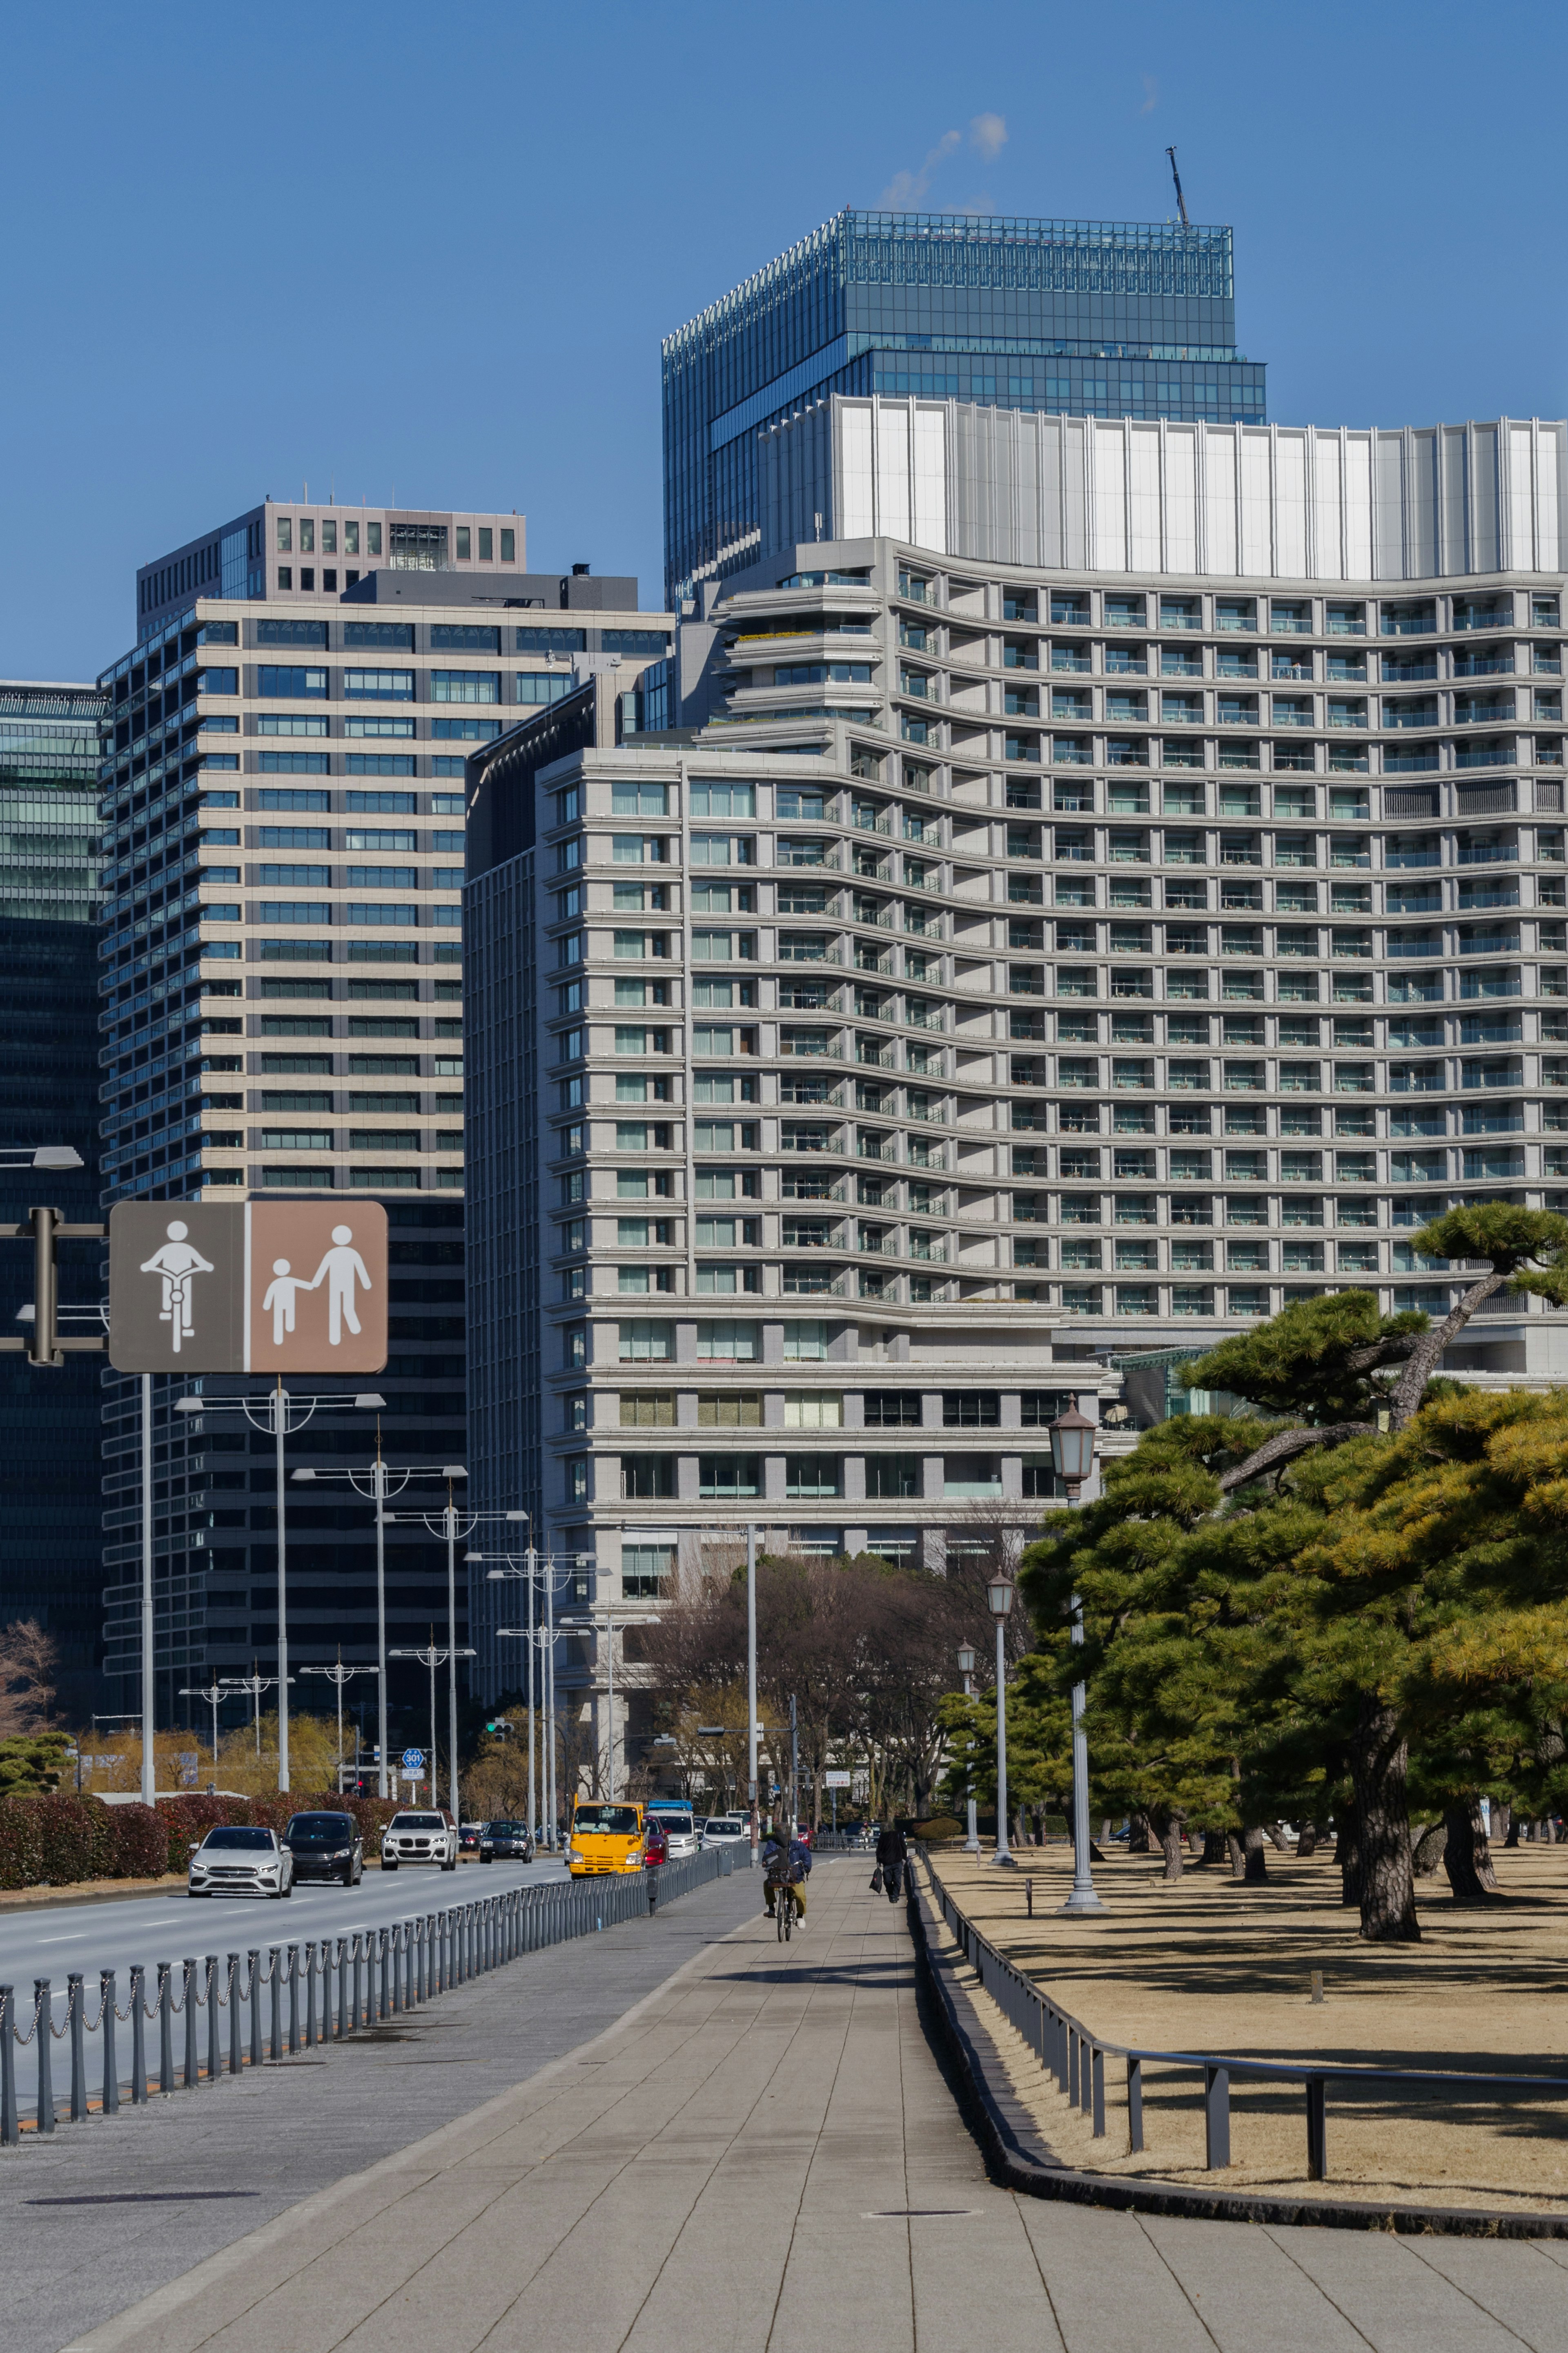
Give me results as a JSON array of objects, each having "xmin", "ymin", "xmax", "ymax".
[
  {"xmin": 1, "ymin": 1847, "xmax": 734, "ymax": 2145},
  {"xmin": 922, "ymin": 1854, "xmax": 1568, "ymax": 2184}
]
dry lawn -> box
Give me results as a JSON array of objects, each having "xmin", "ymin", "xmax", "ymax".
[{"xmin": 927, "ymin": 1840, "xmax": 1568, "ymax": 2216}]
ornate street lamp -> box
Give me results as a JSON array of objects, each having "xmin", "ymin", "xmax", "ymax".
[
  {"xmin": 956, "ymin": 1642, "xmax": 979, "ymax": 1854},
  {"xmin": 987, "ymin": 1576, "xmax": 1018, "ymax": 1867},
  {"xmin": 1047, "ymin": 1396, "xmax": 1097, "ymax": 1497}
]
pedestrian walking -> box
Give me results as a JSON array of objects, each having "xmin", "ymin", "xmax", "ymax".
[{"xmin": 874, "ymin": 1822, "xmax": 907, "ymax": 1904}]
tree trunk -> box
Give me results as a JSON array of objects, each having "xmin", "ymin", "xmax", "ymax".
[
  {"xmin": 1296, "ymin": 1822, "xmax": 1319, "ymax": 1858},
  {"xmin": 1127, "ymin": 1810, "xmax": 1152, "ymax": 1853},
  {"xmin": 1227, "ymin": 1831, "xmax": 1245, "ymax": 1880},
  {"xmin": 1264, "ymin": 1822, "xmax": 1291, "ymax": 1853},
  {"xmin": 1201, "ymin": 1829, "xmax": 1228, "ymax": 1867},
  {"xmin": 1493, "ymin": 1801, "xmax": 1512, "ymax": 1847},
  {"xmin": 1100, "ymin": 1818, "xmax": 1113, "ymax": 1843},
  {"xmin": 1411, "ymin": 1821, "xmax": 1447, "ymax": 1877},
  {"xmin": 1350, "ymin": 1697, "xmax": 1420, "ymax": 1941},
  {"xmin": 1242, "ymin": 1824, "xmax": 1270, "ymax": 1882},
  {"xmin": 1159, "ymin": 1809, "xmax": 1185, "ymax": 1882},
  {"xmin": 1441, "ymin": 1800, "xmax": 1498, "ymax": 1902},
  {"xmin": 1504, "ymin": 1811, "xmax": 1521, "ymax": 1849},
  {"xmin": 1336, "ymin": 1803, "xmax": 1362, "ymax": 1908}
]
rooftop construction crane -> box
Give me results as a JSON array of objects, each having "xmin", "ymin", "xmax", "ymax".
[{"xmin": 1166, "ymin": 146, "xmax": 1190, "ymax": 229}]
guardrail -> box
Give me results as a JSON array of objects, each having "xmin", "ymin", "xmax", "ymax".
[
  {"xmin": 0, "ymin": 1849, "xmax": 734, "ymax": 2145},
  {"xmin": 922, "ymin": 1854, "xmax": 1568, "ymax": 2184}
]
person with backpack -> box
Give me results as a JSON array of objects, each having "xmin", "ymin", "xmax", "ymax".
[{"xmin": 762, "ymin": 1824, "xmax": 813, "ymax": 1924}]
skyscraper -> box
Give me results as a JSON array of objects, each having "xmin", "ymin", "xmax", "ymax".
[
  {"xmin": 0, "ymin": 680, "xmax": 108, "ymax": 1714},
  {"xmin": 662, "ymin": 208, "xmax": 1266, "ymax": 602},
  {"xmin": 94, "ymin": 500, "xmax": 667, "ymax": 1745}
]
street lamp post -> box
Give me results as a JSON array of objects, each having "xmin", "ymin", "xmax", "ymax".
[
  {"xmin": 480, "ymin": 1532, "xmax": 568, "ymax": 1846},
  {"xmin": 1049, "ymin": 1394, "xmax": 1106, "ymax": 1916},
  {"xmin": 220, "ymin": 1668, "xmax": 285, "ymax": 1759},
  {"xmin": 987, "ymin": 1577, "xmax": 1018, "ymax": 1867},
  {"xmin": 557, "ymin": 1610, "xmax": 661, "ymax": 1803},
  {"xmin": 381, "ymin": 1483, "xmax": 524, "ymax": 1824},
  {"xmin": 176, "ymin": 1385, "xmax": 383, "ymax": 1792},
  {"xmin": 746, "ymin": 1524, "xmax": 759, "ymax": 1868},
  {"xmin": 957, "ymin": 1642, "xmax": 980, "ymax": 1855},
  {"xmin": 299, "ymin": 1652, "xmax": 381, "ymax": 1789},
  {"xmin": 293, "ymin": 1443, "xmax": 469, "ymax": 1797},
  {"xmin": 178, "ymin": 1681, "xmax": 227, "ymax": 1767},
  {"xmin": 388, "ymin": 1636, "xmax": 474, "ymax": 1810}
]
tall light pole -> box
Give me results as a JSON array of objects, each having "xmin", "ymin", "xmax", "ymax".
[
  {"xmin": 558, "ymin": 1610, "xmax": 660, "ymax": 1802},
  {"xmin": 300, "ymin": 1651, "xmax": 381, "ymax": 1787},
  {"xmin": 176, "ymin": 1386, "xmax": 383, "ymax": 1791},
  {"xmin": 480, "ymin": 1531, "xmax": 569, "ymax": 1844},
  {"xmin": 179, "ymin": 1681, "xmax": 227, "ymax": 1766},
  {"xmin": 389, "ymin": 1637, "xmax": 472, "ymax": 1809},
  {"xmin": 382, "ymin": 1482, "xmax": 520, "ymax": 1823},
  {"xmin": 1049, "ymin": 1395, "xmax": 1105, "ymax": 1916},
  {"xmin": 221, "ymin": 1668, "xmax": 285, "ymax": 1759},
  {"xmin": 987, "ymin": 1575, "xmax": 1018, "ymax": 1868},
  {"xmin": 957, "ymin": 1642, "xmax": 980, "ymax": 1855},
  {"xmin": 293, "ymin": 1441, "xmax": 470, "ymax": 1796},
  {"xmin": 746, "ymin": 1524, "xmax": 759, "ymax": 1868}
]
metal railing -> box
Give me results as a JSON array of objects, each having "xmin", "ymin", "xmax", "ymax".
[
  {"xmin": 0, "ymin": 1849, "xmax": 734, "ymax": 2144},
  {"xmin": 920, "ymin": 1854, "xmax": 1568, "ymax": 2186}
]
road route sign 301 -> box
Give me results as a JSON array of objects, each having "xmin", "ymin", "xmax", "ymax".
[{"xmin": 107, "ymin": 1202, "xmax": 388, "ymax": 1374}]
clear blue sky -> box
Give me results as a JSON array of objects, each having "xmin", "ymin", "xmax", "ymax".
[{"xmin": 4, "ymin": 0, "xmax": 1566, "ymax": 679}]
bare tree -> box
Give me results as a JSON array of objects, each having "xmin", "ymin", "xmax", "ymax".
[{"xmin": 0, "ymin": 1618, "xmax": 57, "ymax": 1737}]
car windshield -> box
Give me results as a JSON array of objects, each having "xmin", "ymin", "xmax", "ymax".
[
  {"xmin": 286, "ymin": 1814, "xmax": 352, "ymax": 1843},
  {"xmin": 573, "ymin": 1805, "xmax": 640, "ymax": 1835},
  {"xmin": 652, "ymin": 1813, "xmax": 694, "ymax": 1832},
  {"xmin": 489, "ymin": 1822, "xmax": 527, "ymax": 1836},
  {"xmin": 202, "ymin": 1827, "xmax": 273, "ymax": 1851},
  {"xmin": 390, "ymin": 1813, "xmax": 446, "ymax": 1830}
]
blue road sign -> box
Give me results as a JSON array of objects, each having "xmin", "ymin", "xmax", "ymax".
[{"xmin": 401, "ymin": 1747, "xmax": 425, "ymax": 1769}]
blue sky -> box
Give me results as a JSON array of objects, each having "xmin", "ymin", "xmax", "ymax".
[{"xmin": 4, "ymin": 0, "xmax": 1566, "ymax": 678}]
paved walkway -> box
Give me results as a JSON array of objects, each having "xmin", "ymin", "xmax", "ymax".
[{"xmin": 64, "ymin": 1864, "xmax": 1568, "ymax": 2353}]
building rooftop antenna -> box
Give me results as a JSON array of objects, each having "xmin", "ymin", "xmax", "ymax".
[{"xmin": 1166, "ymin": 146, "xmax": 1190, "ymax": 229}]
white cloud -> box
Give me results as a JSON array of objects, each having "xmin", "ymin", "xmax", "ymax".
[
  {"xmin": 969, "ymin": 112, "xmax": 1007, "ymax": 161},
  {"xmin": 877, "ymin": 129, "xmax": 962, "ymax": 209}
]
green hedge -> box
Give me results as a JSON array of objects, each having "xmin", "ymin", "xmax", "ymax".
[{"xmin": 0, "ymin": 1789, "xmax": 408, "ymax": 1890}]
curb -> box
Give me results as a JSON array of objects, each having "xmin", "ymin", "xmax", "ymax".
[{"xmin": 906, "ymin": 1871, "xmax": 1568, "ymax": 2241}]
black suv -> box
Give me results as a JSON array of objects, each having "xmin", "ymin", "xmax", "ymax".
[
  {"xmin": 283, "ymin": 1811, "xmax": 364, "ymax": 1886},
  {"xmin": 479, "ymin": 1819, "xmax": 535, "ymax": 1864}
]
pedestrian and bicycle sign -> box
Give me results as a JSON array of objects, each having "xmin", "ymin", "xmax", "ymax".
[
  {"xmin": 402, "ymin": 1749, "xmax": 425, "ymax": 1770},
  {"xmin": 107, "ymin": 1202, "xmax": 387, "ymax": 1373}
]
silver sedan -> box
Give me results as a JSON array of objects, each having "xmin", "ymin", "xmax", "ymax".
[{"xmin": 188, "ymin": 1824, "xmax": 296, "ymax": 1899}]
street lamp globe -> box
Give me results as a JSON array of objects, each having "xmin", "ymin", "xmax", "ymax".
[
  {"xmin": 956, "ymin": 1642, "xmax": 976, "ymax": 1677},
  {"xmin": 1048, "ymin": 1397, "xmax": 1097, "ymax": 1494},
  {"xmin": 986, "ymin": 1576, "xmax": 1015, "ymax": 1622}
]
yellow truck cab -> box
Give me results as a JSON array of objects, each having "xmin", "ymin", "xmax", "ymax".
[{"xmin": 567, "ymin": 1799, "xmax": 645, "ymax": 1876}]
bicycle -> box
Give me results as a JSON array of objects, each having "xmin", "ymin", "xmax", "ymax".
[{"xmin": 768, "ymin": 1861, "xmax": 805, "ymax": 1941}]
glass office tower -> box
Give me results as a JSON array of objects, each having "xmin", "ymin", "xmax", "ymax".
[
  {"xmin": 663, "ymin": 209, "xmax": 1266, "ymax": 603},
  {"xmin": 0, "ymin": 681, "xmax": 108, "ymax": 1716}
]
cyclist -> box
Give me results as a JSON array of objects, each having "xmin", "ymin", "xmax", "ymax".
[
  {"xmin": 875, "ymin": 1822, "xmax": 908, "ymax": 1904},
  {"xmin": 762, "ymin": 1824, "xmax": 813, "ymax": 1925}
]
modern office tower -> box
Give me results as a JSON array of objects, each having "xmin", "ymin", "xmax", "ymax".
[
  {"xmin": 0, "ymin": 680, "xmax": 108, "ymax": 1714},
  {"xmin": 662, "ymin": 208, "xmax": 1265, "ymax": 602},
  {"xmin": 467, "ymin": 401, "xmax": 1568, "ymax": 1782},
  {"xmin": 136, "ymin": 501, "xmax": 528, "ymax": 638},
  {"xmin": 94, "ymin": 544, "xmax": 672, "ymax": 1740}
]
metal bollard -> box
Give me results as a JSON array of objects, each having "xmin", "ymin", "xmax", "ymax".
[
  {"xmin": 183, "ymin": 1958, "xmax": 199, "ymax": 2089},
  {"xmin": 1127, "ymin": 2054, "xmax": 1145, "ymax": 2153},
  {"xmin": 1306, "ymin": 2076, "xmax": 1327, "ymax": 2181},
  {"xmin": 352, "ymin": 1934, "xmax": 363, "ymax": 2031},
  {"xmin": 268, "ymin": 1947, "xmax": 282, "ymax": 2061},
  {"xmin": 1204, "ymin": 2064, "xmax": 1231, "ymax": 2170},
  {"xmin": 1091, "ymin": 2046, "xmax": 1106, "ymax": 2137},
  {"xmin": 158, "ymin": 1964, "xmax": 174, "ymax": 2094},
  {"xmin": 130, "ymin": 1965, "xmax": 147, "ymax": 2104},
  {"xmin": 390, "ymin": 1924, "xmax": 402, "ymax": 2016},
  {"xmin": 35, "ymin": 1981, "xmax": 56, "ymax": 2133},
  {"xmin": 338, "ymin": 1936, "xmax": 350, "ymax": 2038},
  {"xmin": 378, "ymin": 1927, "xmax": 390, "ymax": 2022},
  {"xmin": 101, "ymin": 1972, "xmax": 120, "ymax": 2114},
  {"xmin": 206, "ymin": 1956, "xmax": 220, "ymax": 2083},
  {"xmin": 228, "ymin": 1957, "xmax": 243, "ymax": 2075},
  {"xmin": 68, "ymin": 1974, "xmax": 87, "ymax": 2121},
  {"xmin": 304, "ymin": 1944, "xmax": 317, "ymax": 2048},
  {"xmin": 248, "ymin": 1951, "xmax": 263, "ymax": 2071},
  {"xmin": 286, "ymin": 1945, "xmax": 300, "ymax": 2054},
  {"xmin": 1, "ymin": 1985, "xmax": 16, "ymax": 2146}
]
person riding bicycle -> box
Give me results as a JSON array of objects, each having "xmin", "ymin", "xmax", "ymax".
[
  {"xmin": 762, "ymin": 1826, "xmax": 813, "ymax": 1923},
  {"xmin": 875, "ymin": 1822, "xmax": 908, "ymax": 1904}
]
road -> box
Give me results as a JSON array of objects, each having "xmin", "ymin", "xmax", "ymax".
[{"xmin": 0, "ymin": 1856, "xmax": 564, "ymax": 2113}]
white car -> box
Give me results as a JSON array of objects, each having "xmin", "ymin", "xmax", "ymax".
[
  {"xmin": 381, "ymin": 1809, "xmax": 459, "ymax": 1871},
  {"xmin": 646, "ymin": 1807, "xmax": 700, "ymax": 1860},
  {"xmin": 189, "ymin": 1825, "xmax": 295, "ymax": 1899},
  {"xmin": 700, "ymin": 1815, "xmax": 750, "ymax": 1853}
]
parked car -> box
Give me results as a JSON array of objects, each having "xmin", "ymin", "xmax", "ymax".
[
  {"xmin": 189, "ymin": 1825, "xmax": 294, "ymax": 1900},
  {"xmin": 479, "ymin": 1819, "xmax": 536, "ymax": 1864},
  {"xmin": 700, "ymin": 1815, "xmax": 750, "ymax": 1852},
  {"xmin": 645, "ymin": 1803, "xmax": 699, "ymax": 1860},
  {"xmin": 459, "ymin": 1821, "xmax": 484, "ymax": 1855},
  {"xmin": 381, "ymin": 1810, "xmax": 459, "ymax": 1871},
  {"xmin": 283, "ymin": 1810, "xmax": 363, "ymax": 1886}
]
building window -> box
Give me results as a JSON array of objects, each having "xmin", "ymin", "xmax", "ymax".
[
  {"xmin": 430, "ymin": 669, "xmax": 500, "ymax": 703},
  {"xmin": 866, "ymin": 1456, "xmax": 920, "ymax": 1499},
  {"xmin": 783, "ymin": 1320, "xmax": 827, "ymax": 1361},
  {"xmin": 501, "ymin": 528, "xmax": 515, "ymax": 562},
  {"xmin": 621, "ymin": 1456, "xmax": 675, "ymax": 1500},
  {"xmin": 568, "ymin": 1456, "xmax": 588, "ymax": 1505},
  {"xmin": 620, "ymin": 1394, "xmax": 675, "ymax": 1427},
  {"xmin": 617, "ymin": 1319, "xmax": 672, "ymax": 1361},
  {"xmin": 276, "ymin": 568, "xmax": 293, "ymax": 590},
  {"xmin": 276, "ymin": 517, "xmax": 292, "ymax": 551},
  {"xmin": 786, "ymin": 1454, "xmax": 840, "ymax": 1498},
  {"xmin": 698, "ymin": 1393, "xmax": 761, "ymax": 1427},
  {"xmin": 456, "ymin": 526, "xmax": 471, "ymax": 560},
  {"xmin": 695, "ymin": 1320, "xmax": 758, "ymax": 1362},
  {"xmin": 298, "ymin": 519, "xmax": 315, "ymax": 553},
  {"xmin": 699, "ymin": 1455, "xmax": 761, "ymax": 1499},
  {"xmin": 784, "ymin": 1393, "xmax": 841, "ymax": 1429},
  {"xmin": 942, "ymin": 1394, "xmax": 1000, "ymax": 1427},
  {"xmin": 623, "ymin": 1542, "xmax": 673, "ymax": 1599}
]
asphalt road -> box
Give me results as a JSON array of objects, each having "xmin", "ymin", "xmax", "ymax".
[{"xmin": 1, "ymin": 1856, "xmax": 567, "ymax": 2112}]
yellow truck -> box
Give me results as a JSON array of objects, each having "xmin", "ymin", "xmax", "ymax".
[{"xmin": 566, "ymin": 1799, "xmax": 646, "ymax": 1876}]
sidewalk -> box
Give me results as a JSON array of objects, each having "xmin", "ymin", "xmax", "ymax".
[{"xmin": 65, "ymin": 1863, "xmax": 1568, "ymax": 2353}]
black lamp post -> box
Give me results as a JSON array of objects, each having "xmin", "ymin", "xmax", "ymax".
[{"xmin": 1049, "ymin": 1394, "xmax": 1105, "ymax": 1914}]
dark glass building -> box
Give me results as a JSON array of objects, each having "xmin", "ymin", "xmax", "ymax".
[
  {"xmin": 0, "ymin": 682, "xmax": 109, "ymax": 1716},
  {"xmin": 663, "ymin": 208, "xmax": 1267, "ymax": 602}
]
